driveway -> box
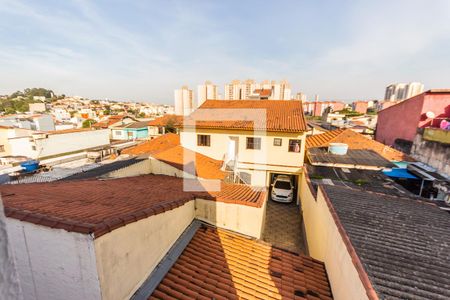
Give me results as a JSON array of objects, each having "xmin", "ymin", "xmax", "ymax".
[{"xmin": 262, "ymin": 199, "xmax": 306, "ymax": 254}]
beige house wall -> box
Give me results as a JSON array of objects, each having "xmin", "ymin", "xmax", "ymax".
[
  {"xmin": 195, "ymin": 198, "xmax": 267, "ymax": 239},
  {"xmin": 299, "ymin": 174, "xmax": 370, "ymax": 300},
  {"xmin": 93, "ymin": 201, "xmax": 195, "ymax": 300},
  {"xmin": 180, "ymin": 128, "xmax": 305, "ymax": 168}
]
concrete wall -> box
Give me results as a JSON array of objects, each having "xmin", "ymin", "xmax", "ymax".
[
  {"xmin": 299, "ymin": 174, "xmax": 369, "ymax": 300},
  {"xmin": 94, "ymin": 201, "xmax": 195, "ymax": 300},
  {"xmin": 105, "ymin": 159, "xmax": 152, "ymax": 178},
  {"xmin": 0, "ymin": 200, "xmax": 23, "ymax": 300},
  {"xmin": 411, "ymin": 131, "xmax": 450, "ymax": 176},
  {"xmin": 6, "ymin": 219, "xmax": 101, "ymax": 300},
  {"xmin": 195, "ymin": 198, "xmax": 267, "ymax": 238}
]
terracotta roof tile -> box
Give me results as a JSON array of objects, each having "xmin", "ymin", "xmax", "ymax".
[
  {"xmin": 150, "ymin": 226, "xmax": 333, "ymax": 300},
  {"xmin": 121, "ymin": 133, "xmax": 180, "ymax": 156},
  {"xmin": 93, "ymin": 115, "xmax": 135, "ymax": 129},
  {"xmin": 184, "ymin": 100, "xmax": 307, "ymax": 132},
  {"xmin": 306, "ymin": 129, "xmax": 414, "ymax": 161},
  {"xmin": 148, "ymin": 115, "xmax": 184, "ymax": 127},
  {"xmin": 153, "ymin": 145, "xmax": 226, "ymax": 180},
  {"xmin": 1, "ymin": 175, "xmax": 265, "ymax": 237}
]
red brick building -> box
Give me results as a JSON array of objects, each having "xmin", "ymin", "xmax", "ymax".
[
  {"xmin": 303, "ymin": 101, "xmax": 346, "ymax": 116},
  {"xmin": 375, "ymin": 89, "xmax": 450, "ymax": 146},
  {"xmin": 352, "ymin": 101, "xmax": 369, "ymax": 114}
]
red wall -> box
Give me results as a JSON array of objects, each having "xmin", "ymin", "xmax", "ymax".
[{"xmin": 375, "ymin": 92, "xmax": 450, "ymax": 146}]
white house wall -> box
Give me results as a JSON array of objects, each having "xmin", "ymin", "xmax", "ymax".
[
  {"xmin": 35, "ymin": 130, "xmax": 110, "ymax": 158},
  {"xmin": 6, "ymin": 219, "xmax": 101, "ymax": 300}
]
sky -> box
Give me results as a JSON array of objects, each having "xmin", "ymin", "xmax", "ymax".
[{"xmin": 0, "ymin": 0, "xmax": 449, "ymax": 104}]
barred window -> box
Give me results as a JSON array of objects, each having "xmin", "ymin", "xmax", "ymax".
[
  {"xmin": 197, "ymin": 134, "xmax": 211, "ymax": 146},
  {"xmin": 246, "ymin": 137, "xmax": 261, "ymax": 150},
  {"xmin": 273, "ymin": 138, "xmax": 282, "ymax": 146}
]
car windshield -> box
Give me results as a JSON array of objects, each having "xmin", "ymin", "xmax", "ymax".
[{"xmin": 274, "ymin": 181, "xmax": 291, "ymax": 190}]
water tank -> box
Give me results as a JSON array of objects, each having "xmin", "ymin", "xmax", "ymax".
[
  {"xmin": 328, "ymin": 143, "xmax": 348, "ymax": 155},
  {"xmin": 20, "ymin": 160, "xmax": 40, "ymax": 172}
]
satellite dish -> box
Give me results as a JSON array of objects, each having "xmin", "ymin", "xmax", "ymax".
[{"xmin": 426, "ymin": 111, "xmax": 435, "ymax": 118}]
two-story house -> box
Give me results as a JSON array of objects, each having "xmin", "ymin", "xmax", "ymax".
[{"xmin": 178, "ymin": 100, "xmax": 307, "ymax": 190}]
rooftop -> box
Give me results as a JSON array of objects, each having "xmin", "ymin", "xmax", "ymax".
[
  {"xmin": 2, "ymin": 175, "xmax": 265, "ymax": 238},
  {"xmin": 148, "ymin": 115, "xmax": 184, "ymax": 127},
  {"xmin": 306, "ymin": 129, "xmax": 412, "ymax": 161},
  {"xmin": 184, "ymin": 100, "xmax": 307, "ymax": 133},
  {"xmin": 121, "ymin": 133, "xmax": 180, "ymax": 156},
  {"xmin": 152, "ymin": 145, "xmax": 226, "ymax": 180},
  {"xmin": 150, "ymin": 225, "xmax": 333, "ymax": 300},
  {"xmin": 307, "ymin": 148, "xmax": 396, "ymax": 169},
  {"xmin": 322, "ymin": 185, "xmax": 450, "ymax": 300}
]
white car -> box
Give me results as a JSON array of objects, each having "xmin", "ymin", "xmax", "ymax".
[{"xmin": 271, "ymin": 175, "xmax": 295, "ymax": 203}]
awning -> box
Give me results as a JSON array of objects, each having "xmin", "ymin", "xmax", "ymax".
[{"xmin": 383, "ymin": 168, "xmax": 419, "ymax": 179}]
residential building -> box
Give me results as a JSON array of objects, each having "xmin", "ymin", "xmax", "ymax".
[
  {"xmin": 6, "ymin": 128, "xmax": 110, "ymax": 159},
  {"xmin": 303, "ymin": 101, "xmax": 346, "ymax": 117},
  {"xmin": 224, "ymin": 79, "xmax": 243, "ymax": 100},
  {"xmin": 306, "ymin": 128, "xmax": 412, "ymax": 162},
  {"xmin": 351, "ymin": 101, "xmax": 369, "ymax": 114},
  {"xmin": 178, "ymin": 100, "xmax": 307, "ymax": 188},
  {"xmin": 0, "ymin": 114, "xmax": 55, "ymax": 131},
  {"xmin": 224, "ymin": 79, "xmax": 292, "ymax": 100},
  {"xmin": 299, "ymin": 181, "xmax": 450, "ymax": 300},
  {"xmin": 375, "ymin": 89, "xmax": 450, "ymax": 148},
  {"xmin": 384, "ymin": 82, "xmax": 424, "ymax": 101},
  {"xmin": 174, "ymin": 86, "xmax": 193, "ymax": 116},
  {"xmin": 110, "ymin": 121, "xmax": 149, "ymax": 140},
  {"xmin": 28, "ymin": 102, "xmax": 47, "ymax": 113},
  {"xmin": 197, "ymin": 81, "xmax": 218, "ymax": 107},
  {"xmin": 147, "ymin": 114, "xmax": 183, "ymax": 138},
  {"xmin": 295, "ymin": 92, "xmax": 307, "ymax": 101}
]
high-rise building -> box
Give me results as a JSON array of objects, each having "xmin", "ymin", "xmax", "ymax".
[
  {"xmin": 197, "ymin": 81, "xmax": 218, "ymax": 107},
  {"xmin": 295, "ymin": 92, "xmax": 307, "ymax": 101},
  {"xmin": 174, "ymin": 86, "xmax": 193, "ymax": 116},
  {"xmin": 384, "ymin": 82, "xmax": 424, "ymax": 101},
  {"xmin": 224, "ymin": 80, "xmax": 292, "ymax": 100}
]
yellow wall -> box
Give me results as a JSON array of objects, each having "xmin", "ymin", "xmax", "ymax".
[
  {"xmin": 195, "ymin": 198, "xmax": 267, "ymax": 238},
  {"xmin": 94, "ymin": 201, "xmax": 195, "ymax": 300},
  {"xmin": 299, "ymin": 174, "xmax": 370, "ymax": 300},
  {"xmin": 180, "ymin": 128, "xmax": 305, "ymax": 167}
]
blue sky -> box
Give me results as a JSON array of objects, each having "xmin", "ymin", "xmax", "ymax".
[{"xmin": 0, "ymin": 0, "xmax": 449, "ymax": 104}]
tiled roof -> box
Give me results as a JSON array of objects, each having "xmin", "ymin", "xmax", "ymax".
[
  {"xmin": 120, "ymin": 121, "xmax": 150, "ymax": 129},
  {"xmin": 321, "ymin": 185, "xmax": 450, "ymax": 300},
  {"xmin": 184, "ymin": 100, "xmax": 307, "ymax": 132},
  {"xmin": 153, "ymin": 145, "xmax": 226, "ymax": 180},
  {"xmin": 1, "ymin": 175, "xmax": 265, "ymax": 237},
  {"xmin": 148, "ymin": 115, "xmax": 184, "ymax": 127},
  {"xmin": 306, "ymin": 129, "xmax": 413, "ymax": 161},
  {"xmin": 93, "ymin": 115, "xmax": 134, "ymax": 129},
  {"xmin": 121, "ymin": 133, "xmax": 180, "ymax": 156},
  {"xmin": 308, "ymin": 148, "xmax": 396, "ymax": 169},
  {"xmin": 150, "ymin": 225, "xmax": 332, "ymax": 300}
]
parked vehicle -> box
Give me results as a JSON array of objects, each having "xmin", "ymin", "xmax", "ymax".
[{"xmin": 271, "ymin": 175, "xmax": 294, "ymax": 203}]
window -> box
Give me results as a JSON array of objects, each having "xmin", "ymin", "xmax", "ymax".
[
  {"xmin": 288, "ymin": 139, "xmax": 301, "ymax": 153},
  {"xmin": 158, "ymin": 127, "xmax": 164, "ymax": 134},
  {"xmin": 32, "ymin": 145, "xmax": 37, "ymax": 151},
  {"xmin": 115, "ymin": 130, "xmax": 122, "ymax": 136},
  {"xmin": 273, "ymin": 138, "xmax": 282, "ymax": 146},
  {"xmin": 246, "ymin": 137, "xmax": 261, "ymax": 150},
  {"xmin": 0, "ymin": 145, "xmax": 4, "ymax": 152},
  {"xmin": 197, "ymin": 134, "xmax": 211, "ymax": 146}
]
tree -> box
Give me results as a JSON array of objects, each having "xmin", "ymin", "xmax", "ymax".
[
  {"xmin": 164, "ymin": 116, "xmax": 177, "ymax": 133},
  {"xmin": 82, "ymin": 119, "xmax": 97, "ymax": 128},
  {"xmin": 137, "ymin": 112, "xmax": 146, "ymax": 118}
]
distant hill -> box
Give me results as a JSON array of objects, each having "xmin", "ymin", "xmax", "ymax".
[{"xmin": 0, "ymin": 88, "xmax": 64, "ymax": 114}]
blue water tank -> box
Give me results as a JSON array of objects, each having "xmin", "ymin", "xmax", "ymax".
[
  {"xmin": 328, "ymin": 143, "xmax": 348, "ymax": 155},
  {"xmin": 20, "ymin": 160, "xmax": 40, "ymax": 172}
]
